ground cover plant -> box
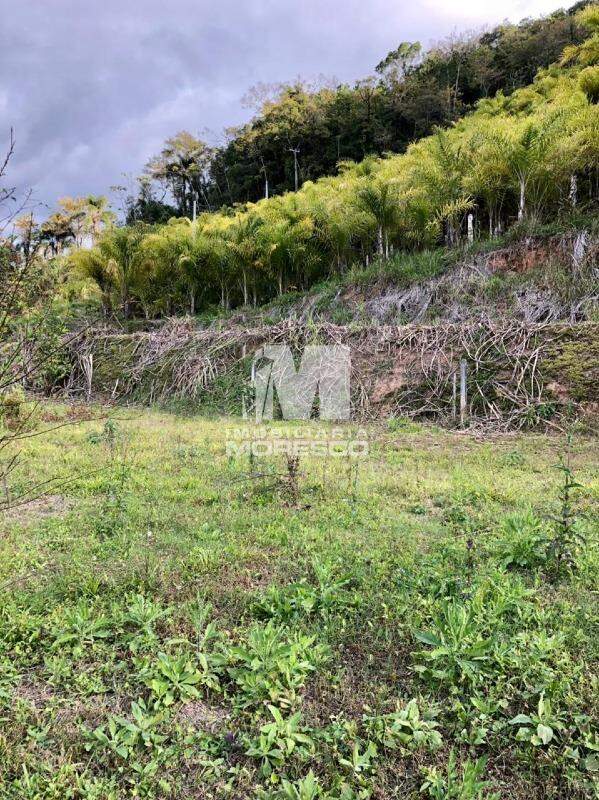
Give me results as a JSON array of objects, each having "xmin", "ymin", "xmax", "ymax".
[{"xmin": 0, "ymin": 405, "xmax": 597, "ymax": 798}]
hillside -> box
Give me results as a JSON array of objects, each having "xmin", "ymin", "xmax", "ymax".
[
  {"xmin": 2, "ymin": 4, "xmax": 598, "ymax": 429},
  {"xmin": 2, "ymin": 5, "xmax": 599, "ymax": 800}
]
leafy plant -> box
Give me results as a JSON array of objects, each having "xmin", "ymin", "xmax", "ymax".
[
  {"xmin": 227, "ymin": 622, "xmax": 327, "ymax": 709},
  {"xmin": 509, "ymin": 693, "xmax": 566, "ymax": 746},
  {"xmin": 420, "ymin": 751, "xmax": 498, "ymax": 799},
  {"xmin": 120, "ymin": 593, "xmax": 169, "ymax": 652},
  {"xmin": 50, "ymin": 601, "xmax": 112, "ymax": 656},
  {"xmin": 141, "ymin": 650, "xmax": 222, "ymax": 706},
  {"xmin": 413, "ymin": 602, "xmax": 493, "ymax": 686},
  {"xmin": 246, "ymin": 705, "xmax": 315, "ymax": 775},
  {"xmin": 548, "ymin": 442, "xmax": 585, "ymax": 576},
  {"xmin": 86, "ymin": 698, "xmax": 167, "ymax": 761},
  {"xmin": 338, "ymin": 740, "xmax": 378, "ymax": 776},
  {"xmin": 494, "ymin": 509, "xmax": 549, "ymax": 570},
  {"xmin": 253, "ymin": 563, "xmax": 352, "ymax": 622},
  {"xmin": 364, "ymin": 699, "xmax": 442, "ymax": 752}
]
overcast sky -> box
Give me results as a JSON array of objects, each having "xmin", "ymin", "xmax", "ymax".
[{"xmin": 0, "ymin": 0, "xmax": 564, "ymax": 215}]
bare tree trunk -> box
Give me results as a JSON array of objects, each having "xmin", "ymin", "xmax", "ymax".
[
  {"xmin": 377, "ymin": 226, "xmax": 383, "ymax": 256},
  {"xmin": 518, "ymin": 179, "xmax": 526, "ymax": 220},
  {"xmin": 569, "ymin": 174, "xmax": 577, "ymax": 207}
]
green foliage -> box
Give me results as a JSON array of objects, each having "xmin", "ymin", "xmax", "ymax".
[
  {"xmin": 252, "ymin": 563, "xmax": 353, "ymax": 622},
  {"xmin": 548, "ymin": 442, "xmax": 586, "ymax": 576},
  {"xmin": 86, "ymin": 698, "xmax": 167, "ymax": 761},
  {"xmin": 50, "ymin": 600, "xmax": 113, "ymax": 656},
  {"xmin": 246, "ymin": 706, "xmax": 315, "ymax": 775},
  {"xmin": 0, "ymin": 386, "xmax": 25, "ymax": 426},
  {"xmin": 140, "ymin": 650, "xmax": 222, "ymax": 706},
  {"xmin": 413, "ymin": 602, "xmax": 493, "ymax": 686},
  {"xmin": 493, "ymin": 509, "xmax": 549, "ymax": 570},
  {"xmin": 420, "ymin": 751, "xmax": 498, "ymax": 799},
  {"xmin": 1, "ymin": 406, "xmax": 597, "ymax": 797},
  {"xmin": 579, "ymin": 65, "xmax": 599, "ymax": 102},
  {"xmin": 227, "ymin": 622, "xmax": 327, "ymax": 709},
  {"xmin": 53, "ymin": 18, "xmax": 599, "ymax": 320},
  {"xmin": 509, "ymin": 692, "xmax": 566, "ymax": 746},
  {"xmin": 364, "ymin": 699, "xmax": 442, "ymax": 752},
  {"xmin": 15, "ymin": 303, "xmax": 71, "ymax": 393}
]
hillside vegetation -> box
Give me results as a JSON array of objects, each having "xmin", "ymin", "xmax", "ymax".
[
  {"xmin": 70, "ymin": 12, "xmax": 599, "ymax": 319},
  {"xmin": 1, "ymin": 5, "xmax": 598, "ymax": 800},
  {"xmin": 6, "ymin": 4, "xmax": 595, "ymax": 324}
]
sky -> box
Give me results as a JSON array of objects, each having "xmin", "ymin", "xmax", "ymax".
[{"xmin": 0, "ymin": 0, "xmax": 565, "ymax": 216}]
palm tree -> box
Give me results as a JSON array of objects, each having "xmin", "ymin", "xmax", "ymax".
[
  {"xmin": 354, "ymin": 178, "xmax": 402, "ymax": 258},
  {"xmin": 258, "ymin": 196, "xmax": 315, "ymax": 295},
  {"xmin": 72, "ymin": 225, "xmax": 146, "ymax": 318},
  {"xmin": 84, "ymin": 196, "xmax": 115, "ymax": 243},
  {"xmin": 226, "ymin": 213, "xmax": 263, "ymax": 306}
]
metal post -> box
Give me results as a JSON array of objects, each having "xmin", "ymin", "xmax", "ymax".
[{"xmin": 288, "ymin": 147, "xmax": 299, "ymax": 191}]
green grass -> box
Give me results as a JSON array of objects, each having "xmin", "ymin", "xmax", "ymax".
[{"xmin": 0, "ymin": 405, "xmax": 597, "ymax": 799}]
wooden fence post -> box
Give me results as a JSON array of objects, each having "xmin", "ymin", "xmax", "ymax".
[{"xmin": 460, "ymin": 359, "xmax": 468, "ymax": 428}]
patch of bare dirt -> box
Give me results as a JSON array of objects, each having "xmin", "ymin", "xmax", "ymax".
[
  {"xmin": 14, "ymin": 677, "xmax": 56, "ymax": 709},
  {"xmin": 177, "ymin": 700, "xmax": 230, "ymax": 733},
  {"xmin": 40, "ymin": 403, "xmax": 96, "ymax": 423},
  {"xmin": 2, "ymin": 494, "xmax": 73, "ymax": 525}
]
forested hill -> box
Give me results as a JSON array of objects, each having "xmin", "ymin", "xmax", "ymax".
[
  {"xmin": 4, "ymin": 3, "xmax": 598, "ymax": 329},
  {"xmin": 132, "ymin": 2, "xmax": 590, "ymax": 219},
  {"xmin": 1, "ymin": 3, "xmax": 598, "ymax": 423},
  {"xmin": 46, "ymin": 2, "xmax": 596, "ymax": 322}
]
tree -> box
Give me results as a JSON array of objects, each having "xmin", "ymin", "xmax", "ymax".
[
  {"xmin": 85, "ymin": 195, "xmax": 115, "ymax": 242},
  {"xmin": 376, "ymin": 42, "xmax": 422, "ymax": 81},
  {"xmin": 72, "ymin": 225, "xmax": 147, "ymax": 318},
  {"xmin": 226, "ymin": 212, "xmax": 263, "ymax": 306},
  {"xmin": 146, "ymin": 132, "xmax": 214, "ymax": 217}
]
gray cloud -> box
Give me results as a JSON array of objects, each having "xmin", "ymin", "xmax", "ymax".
[{"xmin": 0, "ymin": 0, "xmax": 563, "ymax": 215}]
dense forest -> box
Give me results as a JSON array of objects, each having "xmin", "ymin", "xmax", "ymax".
[{"xmin": 2, "ymin": 2, "xmax": 598, "ymax": 321}]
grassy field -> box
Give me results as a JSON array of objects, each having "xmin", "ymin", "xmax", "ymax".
[{"xmin": 0, "ymin": 405, "xmax": 597, "ymax": 799}]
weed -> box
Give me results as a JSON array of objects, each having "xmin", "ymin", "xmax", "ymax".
[
  {"xmin": 246, "ymin": 705, "xmax": 315, "ymax": 775},
  {"xmin": 509, "ymin": 692, "xmax": 566, "ymax": 746},
  {"xmin": 227, "ymin": 623, "xmax": 327, "ymax": 709},
  {"xmin": 494, "ymin": 509, "xmax": 549, "ymax": 570},
  {"xmin": 420, "ymin": 751, "xmax": 498, "ymax": 799},
  {"xmin": 140, "ymin": 650, "xmax": 222, "ymax": 706},
  {"xmin": 548, "ymin": 439, "xmax": 585, "ymax": 577},
  {"xmin": 364, "ymin": 699, "xmax": 442, "ymax": 752},
  {"xmin": 413, "ymin": 602, "xmax": 493, "ymax": 687}
]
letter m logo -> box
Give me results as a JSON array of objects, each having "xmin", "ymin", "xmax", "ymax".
[{"xmin": 252, "ymin": 345, "xmax": 350, "ymax": 422}]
